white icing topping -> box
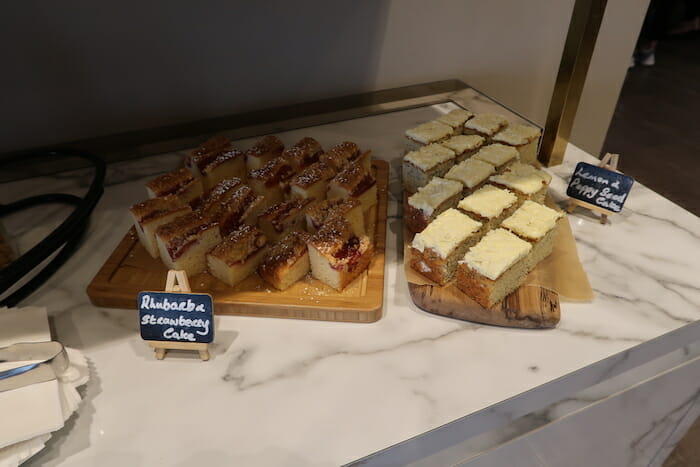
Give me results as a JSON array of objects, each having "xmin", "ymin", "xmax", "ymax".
[
  {"xmin": 405, "ymin": 121, "xmax": 453, "ymax": 144},
  {"xmin": 408, "ymin": 177, "xmax": 463, "ymax": 215},
  {"xmin": 441, "ymin": 135, "xmax": 484, "ymax": 154},
  {"xmin": 412, "ymin": 209, "xmax": 482, "ymax": 259},
  {"xmin": 492, "ymin": 124, "xmax": 541, "ymax": 146},
  {"xmin": 502, "ymin": 200, "xmax": 563, "ymax": 240},
  {"xmin": 444, "ymin": 158, "xmax": 495, "ymax": 189},
  {"xmin": 489, "ymin": 162, "xmax": 552, "ymax": 195},
  {"xmin": 473, "ymin": 144, "xmax": 519, "ymax": 167},
  {"xmin": 460, "ymin": 229, "xmax": 531, "ymax": 280},
  {"xmin": 458, "ymin": 185, "xmax": 517, "ymax": 219},
  {"xmin": 404, "ymin": 144, "xmax": 455, "ymax": 171},
  {"xmin": 464, "ymin": 113, "xmax": 509, "ymax": 135},
  {"xmin": 437, "ymin": 109, "xmax": 474, "ymax": 129}
]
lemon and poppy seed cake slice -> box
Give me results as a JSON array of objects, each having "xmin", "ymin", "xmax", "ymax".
[
  {"xmin": 456, "ymin": 228, "xmax": 533, "ymax": 308},
  {"xmin": 492, "ymin": 124, "xmax": 542, "ymax": 165},
  {"xmin": 402, "ymin": 143, "xmax": 456, "ymax": 193},
  {"xmin": 409, "ymin": 208, "xmax": 483, "ymax": 286},
  {"xmin": 405, "ymin": 177, "xmax": 463, "ymax": 233}
]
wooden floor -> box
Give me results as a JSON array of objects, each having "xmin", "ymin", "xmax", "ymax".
[
  {"xmin": 601, "ymin": 34, "xmax": 700, "ymax": 467},
  {"xmin": 601, "ymin": 34, "xmax": 700, "ymax": 216}
]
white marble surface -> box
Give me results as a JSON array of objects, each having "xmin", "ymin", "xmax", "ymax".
[{"xmin": 1, "ymin": 104, "xmax": 699, "ymax": 466}]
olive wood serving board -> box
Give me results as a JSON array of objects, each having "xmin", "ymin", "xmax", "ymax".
[
  {"xmin": 86, "ymin": 160, "xmax": 388, "ymax": 323},
  {"xmin": 404, "ymin": 200, "xmax": 563, "ymax": 329}
]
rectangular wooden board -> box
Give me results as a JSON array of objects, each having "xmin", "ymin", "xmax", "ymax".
[{"xmin": 87, "ymin": 160, "xmax": 388, "ymax": 323}]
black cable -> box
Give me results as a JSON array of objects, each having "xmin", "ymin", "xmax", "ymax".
[{"xmin": 0, "ymin": 149, "xmax": 105, "ymax": 305}]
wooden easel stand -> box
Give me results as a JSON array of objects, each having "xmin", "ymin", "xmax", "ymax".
[
  {"xmin": 146, "ymin": 270, "xmax": 210, "ymax": 361},
  {"xmin": 567, "ymin": 153, "xmax": 620, "ymax": 224}
]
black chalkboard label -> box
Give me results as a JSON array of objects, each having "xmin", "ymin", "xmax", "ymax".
[
  {"xmin": 138, "ymin": 291, "xmax": 214, "ymax": 343},
  {"xmin": 566, "ymin": 162, "xmax": 634, "ymax": 213}
]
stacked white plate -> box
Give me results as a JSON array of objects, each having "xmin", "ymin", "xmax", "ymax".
[{"xmin": 0, "ymin": 307, "xmax": 89, "ymax": 466}]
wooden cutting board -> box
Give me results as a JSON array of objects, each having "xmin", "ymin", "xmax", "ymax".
[
  {"xmin": 87, "ymin": 160, "xmax": 388, "ymax": 323},
  {"xmin": 404, "ymin": 200, "xmax": 564, "ymax": 329}
]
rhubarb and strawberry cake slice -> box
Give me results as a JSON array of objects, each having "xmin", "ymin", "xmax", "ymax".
[
  {"xmin": 200, "ymin": 181, "xmax": 264, "ymax": 235},
  {"xmin": 184, "ymin": 136, "xmax": 232, "ymax": 178},
  {"xmin": 281, "ymin": 137, "xmax": 323, "ymax": 171},
  {"xmin": 308, "ymin": 217, "xmax": 374, "ymax": 291},
  {"xmin": 257, "ymin": 198, "xmax": 313, "ymax": 242},
  {"xmin": 248, "ymin": 157, "xmax": 295, "ymax": 210},
  {"xmin": 146, "ymin": 168, "xmax": 204, "ymax": 206},
  {"xmin": 201, "ymin": 148, "xmax": 247, "ymax": 190},
  {"xmin": 305, "ymin": 198, "xmax": 365, "ymax": 236},
  {"xmin": 319, "ymin": 141, "xmax": 371, "ymax": 171},
  {"xmin": 258, "ymin": 230, "xmax": 312, "ymax": 290},
  {"xmin": 327, "ymin": 161, "xmax": 377, "ymax": 213},
  {"xmin": 288, "ymin": 162, "xmax": 337, "ymax": 201},
  {"xmin": 155, "ymin": 212, "xmax": 221, "ymax": 276},
  {"xmin": 129, "ymin": 195, "xmax": 192, "ymax": 258},
  {"xmin": 245, "ymin": 135, "xmax": 285, "ymax": 171},
  {"xmin": 206, "ymin": 225, "xmax": 268, "ymax": 287}
]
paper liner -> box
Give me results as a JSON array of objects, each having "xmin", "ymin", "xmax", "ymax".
[{"xmin": 404, "ymin": 203, "xmax": 594, "ymax": 303}]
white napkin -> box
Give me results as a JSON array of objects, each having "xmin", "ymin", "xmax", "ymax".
[{"xmin": 0, "ymin": 307, "xmax": 89, "ymax": 466}]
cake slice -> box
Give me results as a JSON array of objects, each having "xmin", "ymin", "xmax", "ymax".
[
  {"xmin": 501, "ymin": 200, "xmax": 563, "ymax": 243},
  {"xmin": 129, "ymin": 196, "xmax": 192, "ymax": 258},
  {"xmin": 456, "ymin": 228, "xmax": 533, "ymax": 308},
  {"xmin": 308, "ymin": 217, "xmax": 374, "ymax": 291},
  {"xmin": 155, "ymin": 212, "xmax": 221, "ymax": 276},
  {"xmin": 437, "ymin": 108, "xmax": 474, "ymax": 135},
  {"xmin": 489, "ymin": 162, "xmax": 552, "ymax": 203},
  {"xmin": 245, "ymin": 135, "xmax": 285, "ymax": 171},
  {"xmin": 443, "ymin": 157, "xmax": 496, "ymax": 196},
  {"xmin": 146, "ymin": 168, "xmax": 204, "ymax": 206},
  {"xmin": 201, "ymin": 149, "xmax": 247, "ymax": 190},
  {"xmin": 492, "ymin": 124, "xmax": 542, "ymax": 165},
  {"xmin": 305, "ymin": 198, "xmax": 365, "ymax": 236},
  {"xmin": 185, "ymin": 136, "xmax": 232, "ymax": 178},
  {"xmin": 327, "ymin": 162, "xmax": 377, "ymax": 213},
  {"xmin": 405, "ymin": 120, "xmax": 454, "ymax": 150},
  {"xmin": 200, "ymin": 183, "xmax": 264, "ymax": 235},
  {"xmin": 409, "ymin": 208, "xmax": 483, "ymax": 285},
  {"xmin": 258, "ymin": 230, "xmax": 312, "ymax": 290},
  {"xmin": 206, "ymin": 225, "xmax": 268, "ymax": 287},
  {"xmin": 257, "ymin": 198, "xmax": 313, "ymax": 242},
  {"xmin": 472, "ymin": 144, "xmax": 519, "ymax": 173},
  {"xmin": 441, "ymin": 134, "xmax": 485, "ymax": 163},
  {"xmin": 288, "ymin": 162, "xmax": 337, "ymax": 201},
  {"xmin": 457, "ymin": 185, "xmax": 520, "ymax": 231},
  {"xmin": 248, "ymin": 157, "xmax": 295, "ymax": 210},
  {"xmin": 463, "ymin": 113, "xmax": 509, "ymax": 141},
  {"xmin": 319, "ymin": 141, "xmax": 371, "ymax": 171},
  {"xmin": 405, "ymin": 177, "xmax": 463, "ymax": 233},
  {"xmin": 281, "ymin": 137, "xmax": 323, "ymax": 171},
  {"xmin": 402, "ymin": 143, "xmax": 456, "ymax": 193}
]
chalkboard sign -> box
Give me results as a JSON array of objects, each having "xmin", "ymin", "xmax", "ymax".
[
  {"xmin": 566, "ymin": 162, "xmax": 634, "ymax": 213},
  {"xmin": 138, "ymin": 291, "xmax": 214, "ymax": 343}
]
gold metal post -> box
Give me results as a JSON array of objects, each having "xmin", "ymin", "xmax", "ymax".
[{"xmin": 540, "ymin": 0, "xmax": 608, "ymax": 166}]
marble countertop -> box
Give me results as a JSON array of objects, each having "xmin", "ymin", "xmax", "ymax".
[{"xmin": 1, "ymin": 105, "xmax": 699, "ymax": 467}]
